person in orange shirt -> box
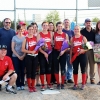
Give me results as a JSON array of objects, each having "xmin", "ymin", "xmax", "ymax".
[{"xmin": 0, "ymin": 45, "xmax": 17, "ymax": 94}]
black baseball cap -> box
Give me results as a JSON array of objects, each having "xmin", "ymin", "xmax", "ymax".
[
  {"xmin": 0, "ymin": 45, "xmax": 7, "ymax": 50},
  {"xmin": 85, "ymin": 18, "xmax": 91, "ymax": 23}
]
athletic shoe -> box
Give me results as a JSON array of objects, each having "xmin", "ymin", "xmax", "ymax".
[
  {"xmin": 90, "ymin": 80, "xmax": 95, "ymax": 84},
  {"xmin": 28, "ymin": 87, "xmax": 33, "ymax": 92},
  {"xmin": 80, "ymin": 85, "xmax": 85, "ymax": 90},
  {"xmin": 32, "ymin": 87, "xmax": 37, "ymax": 92},
  {"xmin": 68, "ymin": 79, "xmax": 74, "ymax": 83},
  {"xmin": 0, "ymin": 84, "xmax": 2, "ymax": 91},
  {"xmin": 73, "ymin": 85, "xmax": 78, "ymax": 90},
  {"xmin": 47, "ymin": 84, "xmax": 54, "ymax": 90},
  {"xmin": 20, "ymin": 86, "xmax": 25, "ymax": 90},
  {"xmin": 97, "ymin": 81, "xmax": 100, "ymax": 85},
  {"xmin": 41, "ymin": 85, "xmax": 45, "ymax": 91},
  {"xmin": 57, "ymin": 84, "xmax": 60, "ymax": 90},
  {"xmin": 61, "ymin": 84, "xmax": 64, "ymax": 89},
  {"xmin": 16, "ymin": 87, "xmax": 21, "ymax": 91},
  {"xmin": 6, "ymin": 88, "xmax": 17, "ymax": 94},
  {"xmin": 36, "ymin": 83, "xmax": 41, "ymax": 86}
]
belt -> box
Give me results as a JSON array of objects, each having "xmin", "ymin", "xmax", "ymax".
[{"xmin": 27, "ymin": 53, "xmax": 38, "ymax": 57}]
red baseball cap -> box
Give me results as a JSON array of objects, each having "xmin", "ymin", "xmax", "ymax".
[{"xmin": 19, "ymin": 21, "xmax": 26, "ymax": 25}]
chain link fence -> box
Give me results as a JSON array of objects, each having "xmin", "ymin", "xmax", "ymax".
[{"xmin": 0, "ymin": 0, "xmax": 100, "ymax": 30}]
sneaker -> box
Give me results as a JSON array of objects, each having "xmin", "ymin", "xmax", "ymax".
[
  {"xmin": 64, "ymin": 80, "xmax": 67, "ymax": 84},
  {"xmin": 16, "ymin": 87, "xmax": 21, "ymax": 91},
  {"xmin": 73, "ymin": 85, "xmax": 78, "ymax": 90},
  {"xmin": 33, "ymin": 87, "xmax": 37, "ymax": 92},
  {"xmin": 20, "ymin": 86, "xmax": 25, "ymax": 90},
  {"xmin": 90, "ymin": 80, "xmax": 95, "ymax": 84},
  {"xmin": 68, "ymin": 79, "xmax": 74, "ymax": 83},
  {"xmin": 97, "ymin": 81, "xmax": 100, "ymax": 85},
  {"xmin": 80, "ymin": 85, "xmax": 85, "ymax": 90},
  {"xmin": 28, "ymin": 87, "xmax": 33, "ymax": 92},
  {"xmin": 5, "ymin": 84, "xmax": 15, "ymax": 89},
  {"xmin": 61, "ymin": 84, "xmax": 64, "ymax": 89},
  {"xmin": 36, "ymin": 83, "xmax": 41, "ymax": 86},
  {"xmin": 47, "ymin": 84, "xmax": 54, "ymax": 90},
  {"xmin": 0, "ymin": 84, "xmax": 2, "ymax": 91},
  {"xmin": 41, "ymin": 85, "xmax": 45, "ymax": 91},
  {"xmin": 6, "ymin": 88, "xmax": 17, "ymax": 94},
  {"xmin": 57, "ymin": 84, "xmax": 60, "ymax": 90}
]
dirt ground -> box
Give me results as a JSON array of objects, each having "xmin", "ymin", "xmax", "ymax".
[{"xmin": 0, "ymin": 65, "xmax": 100, "ymax": 100}]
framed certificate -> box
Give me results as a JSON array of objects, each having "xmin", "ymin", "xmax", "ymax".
[{"xmin": 93, "ymin": 44, "xmax": 100, "ymax": 62}]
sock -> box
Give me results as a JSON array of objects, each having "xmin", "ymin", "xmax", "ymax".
[
  {"xmin": 46, "ymin": 74, "xmax": 51, "ymax": 85},
  {"xmin": 73, "ymin": 74, "xmax": 78, "ymax": 85},
  {"xmin": 40, "ymin": 75, "xmax": 44, "ymax": 86},
  {"xmin": 55, "ymin": 73, "xmax": 59, "ymax": 84},
  {"xmin": 7, "ymin": 85, "xmax": 12, "ymax": 89},
  {"xmin": 82, "ymin": 73, "xmax": 86, "ymax": 85},
  {"xmin": 31, "ymin": 79, "xmax": 35, "ymax": 87},
  {"xmin": 61, "ymin": 75, "xmax": 65, "ymax": 85}
]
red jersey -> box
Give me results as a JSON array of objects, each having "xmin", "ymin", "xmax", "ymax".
[
  {"xmin": 40, "ymin": 32, "xmax": 52, "ymax": 50},
  {"xmin": 26, "ymin": 36, "xmax": 38, "ymax": 54},
  {"xmin": 54, "ymin": 32, "xmax": 66, "ymax": 50},
  {"xmin": 0, "ymin": 56, "xmax": 14, "ymax": 76},
  {"xmin": 72, "ymin": 35, "xmax": 83, "ymax": 54}
]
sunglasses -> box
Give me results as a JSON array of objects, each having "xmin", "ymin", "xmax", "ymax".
[{"xmin": 5, "ymin": 22, "xmax": 11, "ymax": 24}]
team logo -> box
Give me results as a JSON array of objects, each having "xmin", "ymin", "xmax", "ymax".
[
  {"xmin": 5, "ymin": 61, "xmax": 8, "ymax": 66},
  {"xmin": 29, "ymin": 41, "xmax": 36, "ymax": 47},
  {"xmin": 55, "ymin": 36, "xmax": 64, "ymax": 41},
  {"xmin": 73, "ymin": 41, "xmax": 82, "ymax": 46},
  {"xmin": 44, "ymin": 37, "xmax": 51, "ymax": 42}
]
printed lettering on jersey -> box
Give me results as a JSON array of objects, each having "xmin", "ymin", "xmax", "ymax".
[
  {"xmin": 44, "ymin": 37, "xmax": 51, "ymax": 42},
  {"xmin": 55, "ymin": 36, "xmax": 64, "ymax": 41},
  {"xmin": 29, "ymin": 41, "xmax": 37, "ymax": 47},
  {"xmin": 5, "ymin": 61, "xmax": 8, "ymax": 66},
  {"xmin": 73, "ymin": 41, "xmax": 82, "ymax": 46}
]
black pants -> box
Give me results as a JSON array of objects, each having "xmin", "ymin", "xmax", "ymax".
[
  {"xmin": 54, "ymin": 49, "xmax": 66, "ymax": 75},
  {"xmin": 25, "ymin": 55, "xmax": 38, "ymax": 79},
  {"xmin": 39, "ymin": 52, "xmax": 52, "ymax": 75},
  {"xmin": 72, "ymin": 53, "xmax": 87, "ymax": 74},
  {"xmin": 51, "ymin": 49, "xmax": 56, "ymax": 83},
  {"xmin": 12, "ymin": 57, "xmax": 25, "ymax": 87}
]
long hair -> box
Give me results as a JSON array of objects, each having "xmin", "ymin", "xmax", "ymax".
[
  {"xmin": 48, "ymin": 22, "xmax": 55, "ymax": 32},
  {"xmin": 96, "ymin": 21, "xmax": 100, "ymax": 34}
]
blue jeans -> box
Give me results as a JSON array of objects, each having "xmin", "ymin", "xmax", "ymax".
[
  {"xmin": 66, "ymin": 54, "xmax": 73, "ymax": 80},
  {"xmin": 12, "ymin": 57, "xmax": 25, "ymax": 87}
]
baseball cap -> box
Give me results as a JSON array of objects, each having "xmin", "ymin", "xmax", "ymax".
[
  {"xmin": 85, "ymin": 18, "xmax": 91, "ymax": 23},
  {"xmin": 19, "ymin": 21, "xmax": 26, "ymax": 25},
  {"xmin": 0, "ymin": 45, "xmax": 7, "ymax": 50}
]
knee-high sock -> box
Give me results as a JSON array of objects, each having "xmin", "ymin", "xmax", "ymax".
[
  {"xmin": 61, "ymin": 75, "xmax": 65, "ymax": 85},
  {"xmin": 46, "ymin": 74, "xmax": 51, "ymax": 85},
  {"xmin": 40, "ymin": 75, "xmax": 44, "ymax": 85},
  {"xmin": 27, "ymin": 78, "xmax": 31, "ymax": 88},
  {"xmin": 31, "ymin": 79, "xmax": 35, "ymax": 87},
  {"xmin": 73, "ymin": 74, "xmax": 78, "ymax": 85},
  {"xmin": 55, "ymin": 73, "xmax": 59, "ymax": 84},
  {"xmin": 82, "ymin": 74, "xmax": 86, "ymax": 85}
]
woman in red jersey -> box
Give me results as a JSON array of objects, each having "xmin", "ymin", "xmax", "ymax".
[
  {"xmin": 54, "ymin": 21, "xmax": 69, "ymax": 89},
  {"xmin": 31, "ymin": 22, "xmax": 41, "ymax": 86},
  {"xmin": 70, "ymin": 25, "xmax": 87, "ymax": 90},
  {"xmin": 48, "ymin": 22, "xmax": 56, "ymax": 84},
  {"xmin": 37, "ymin": 21, "xmax": 53, "ymax": 91},
  {"xmin": 22, "ymin": 25, "xmax": 38, "ymax": 92}
]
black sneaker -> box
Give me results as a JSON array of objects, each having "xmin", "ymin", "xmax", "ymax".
[
  {"xmin": 61, "ymin": 84, "xmax": 64, "ymax": 89},
  {"xmin": 0, "ymin": 84, "xmax": 2, "ymax": 91},
  {"xmin": 68, "ymin": 79, "xmax": 73, "ymax": 83},
  {"xmin": 6, "ymin": 88, "xmax": 17, "ymax": 94},
  {"xmin": 90, "ymin": 80, "xmax": 95, "ymax": 84},
  {"xmin": 57, "ymin": 84, "xmax": 60, "ymax": 90}
]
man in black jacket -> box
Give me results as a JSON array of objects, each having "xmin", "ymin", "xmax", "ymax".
[{"xmin": 81, "ymin": 18, "xmax": 95, "ymax": 84}]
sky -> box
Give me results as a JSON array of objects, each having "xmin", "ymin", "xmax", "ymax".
[{"xmin": 0, "ymin": 0, "xmax": 100, "ymax": 23}]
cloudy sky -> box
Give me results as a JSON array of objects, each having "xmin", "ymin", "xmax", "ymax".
[{"xmin": 0, "ymin": 0, "xmax": 100, "ymax": 23}]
